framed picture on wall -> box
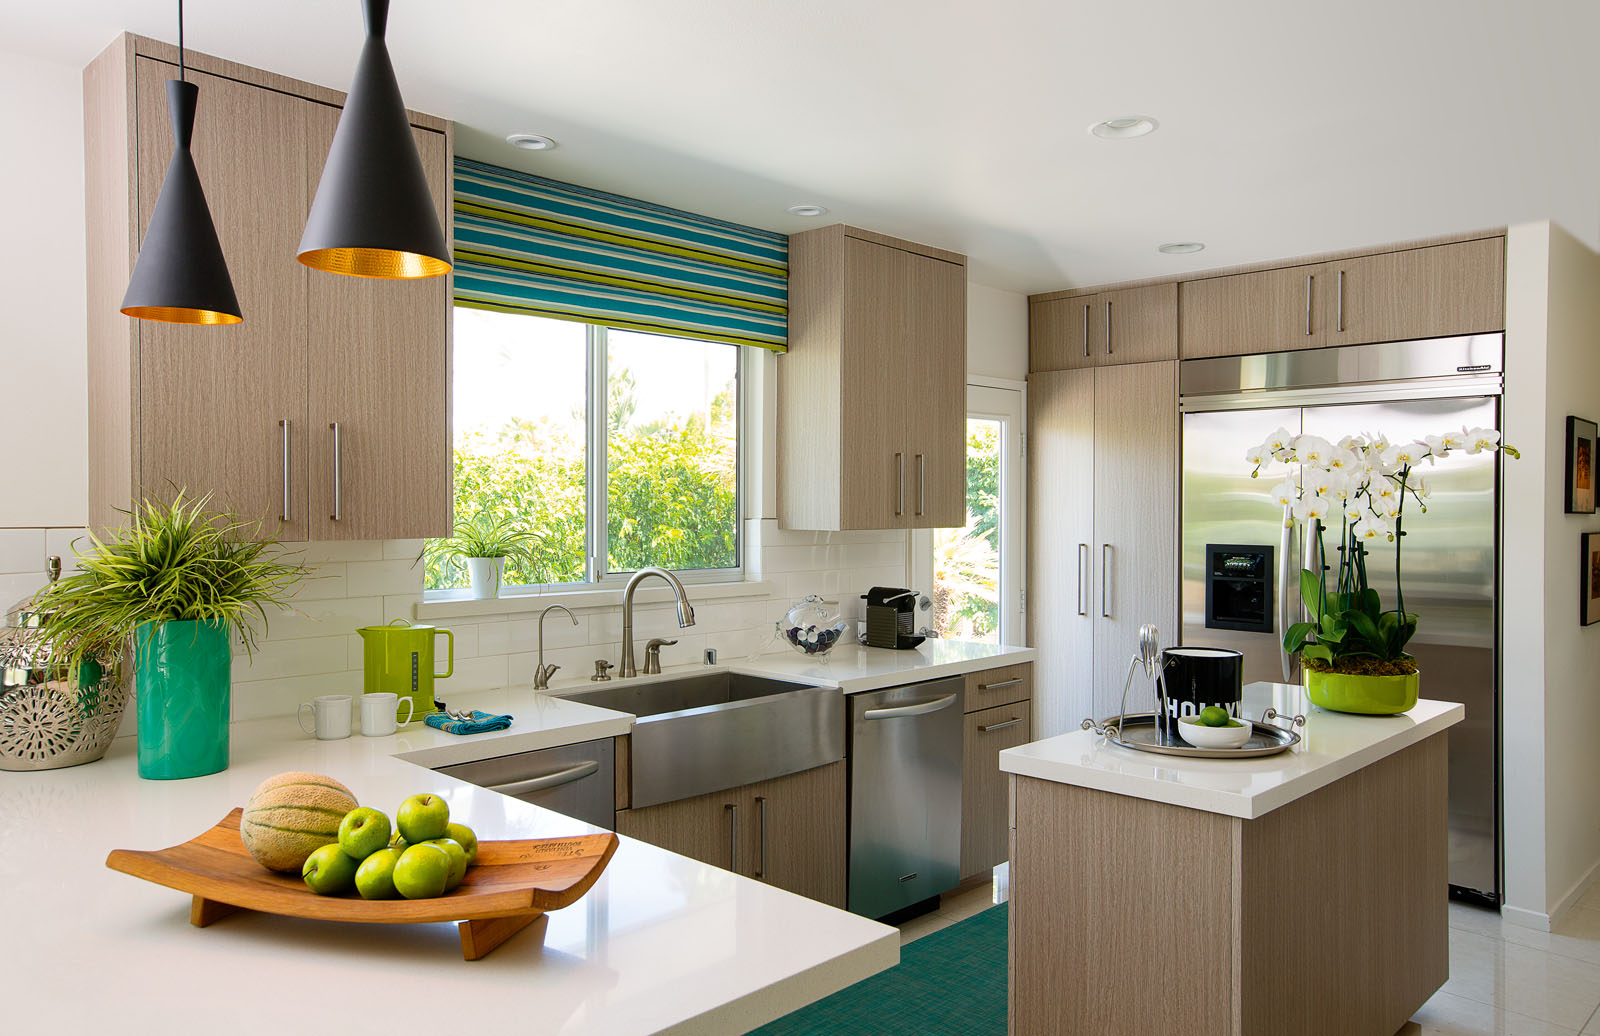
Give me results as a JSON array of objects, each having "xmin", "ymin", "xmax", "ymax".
[
  {"xmin": 1567, "ymin": 417, "xmax": 1597, "ymax": 514},
  {"xmin": 1585, "ymin": 533, "xmax": 1600, "ymax": 626}
]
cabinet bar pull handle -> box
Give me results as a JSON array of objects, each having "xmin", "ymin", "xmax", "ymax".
[
  {"xmin": 916, "ymin": 453, "xmax": 926, "ymax": 516},
  {"xmin": 1304, "ymin": 275, "xmax": 1314, "ymax": 336},
  {"xmin": 1105, "ymin": 300, "xmax": 1113, "ymax": 355},
  {"xmin": 1336, "ymin": 269, "xmax": 1345, "ymax": 332},
  {"xmin": 979, "ymin": 678, "xmax": 1024, "ymax": 692},
  {"xmin": 329, "ymin": 422, "xmax": 342, "ymax": 521},
  {"xmin": 279, "ymin": 419, "xmax": 290, "ymax": 522},
  {"xmin": 1077, "ymin": 543, "xmax": 1089, "ymax": 616},
  {"xmin": 1082, "ymin": 303, "xmax": 1090, "ymax": 358},
  {"xmin": 755, "ymin": 796, "xmax": 768, "ymax": 878},
  {"xmin": 725, "ymin": 803, "xmax": 739, "ymax": 872},
  {"xmin": 1101, "ymin": 544, "xmax": 1113, "ymax": 618},
  {"xmin": 864, "ymin": 694, "xmax": 959, "ymax": 720},
  {"xmin": 980, "ymin": 717, "xmax": 1024, "ymax": 733},
  {"xmin": 895, "ymin": 452, "xmax": 905, "ymax": 516},
  {"xmin": 487, "ymin": 761, "xmax": 600, "ymax": 797}
]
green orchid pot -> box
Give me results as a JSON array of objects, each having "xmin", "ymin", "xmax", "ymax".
[
  {"xmin": 1305, "ymin": 668, "xmax": 1420, "ymax": 715},
  {"xmin": 136, "ymin": 619, "xmax": 231, "ymax": 780}
]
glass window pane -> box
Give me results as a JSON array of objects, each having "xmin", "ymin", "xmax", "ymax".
[
  {"xmin": 604, "ymin": 329, "xmax": 738, "ymax": 573},
  {"xmin": 431, "ymin": 308, "xmax": 588, "ymax": 590},
  {"xmin": 934, "ymin": 419, "xmax": 1001, "ymax": 642}
]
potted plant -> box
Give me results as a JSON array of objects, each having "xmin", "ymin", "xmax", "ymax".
[
  {"xmin": 427, "ymin": 516, "xmax": 536, "ymax": 600},
  {"xmin": 33, "ymin": 494, "xmax": 304, "ymax": 779},
  {"xmin": 1248, "ymin": 426, "xmax": 1516, "ymax": 714}
]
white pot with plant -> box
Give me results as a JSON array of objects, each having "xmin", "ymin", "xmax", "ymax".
[{"xmin": 428, "ymin": 517, "xmax": 537, "ymax": 600}]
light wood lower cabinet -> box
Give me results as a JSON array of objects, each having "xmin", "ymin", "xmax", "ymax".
[
  {"xmin": 614, "ymin": 760, "xmax": 846, "ymax": 908},
  {"xmin": 961, "ymin": 699, "xmax": 1031, "ymax": 879}
]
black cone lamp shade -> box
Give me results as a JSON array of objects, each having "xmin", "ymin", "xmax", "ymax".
[
  {"xmin": 120, "ymin": 79, "xmax": 242, "ymax": 325},
  {"xmin": 298, "ymin": 0, "xmax": 450, "ymax": 279}
]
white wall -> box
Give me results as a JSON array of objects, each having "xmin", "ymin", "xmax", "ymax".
[
  {"xmin": 1501, "ymin": 221, "xmax": 1600, "ymax": 927},
  {"xmin": 968, "ymin": 282, "xmax": 1028, "ymax": 381}
]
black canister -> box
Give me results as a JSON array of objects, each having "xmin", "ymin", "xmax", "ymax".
[{"xmin": 1160, "ymin": 646, "xmax": 1244, "ymax": 723}]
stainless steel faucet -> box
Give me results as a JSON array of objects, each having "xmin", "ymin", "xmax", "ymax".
[
  {"xmin": 533, "ymin": 604, "xmax": 578, "ymax": 690},
  {"xmin": 620, "ymin": 567, "xmax": 696, "ymax": 677}
]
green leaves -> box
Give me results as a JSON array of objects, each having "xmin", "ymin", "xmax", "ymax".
[{"xmin": 1285, "ymin": 565, "xmax": 1416, "ymax": 666}]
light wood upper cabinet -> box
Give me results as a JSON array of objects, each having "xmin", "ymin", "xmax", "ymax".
[
  {"xmin": 781, "ymin": 225, "xmax": 967, "ymax": 531},
  {"xmin": 306, "ymin": 109, "xmax": 451, "ymax": 540},
  {"xmin": 1030, "ymin": 295, "xmax": 1097, "ymax": 371},
  {"xmin": 1324, "ymin": 238, "xmax": 1505, "ymax": 347},
  {"xmin": 1029, "ymin": 283, "xmax": 1176, "ymax": 371},
  {"xmin": 1179, "ymin": 262, "xmax": 1331, "ymax": 358}
]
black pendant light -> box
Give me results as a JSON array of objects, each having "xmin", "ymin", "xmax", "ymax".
[
  {"xmin": 298, "ymin": 0, "xmax": 450, "ymax": 279},
  {"xmin": 121, "ymin": 0, "xmax": 241, "ymax": 325}
]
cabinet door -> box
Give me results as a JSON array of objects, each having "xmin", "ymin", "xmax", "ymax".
[
  {"xmin": 905, "ymin": 251, "xmax": 967, "ymax": 528},
  {"xmin": 1029, "ymin": 295, "xmax": 1098, "ymax": 372},
  {"xmin": 306, "ymin": 107, "xmax": 452, "ymax": 540},
  {"xmin": 133, "ymin": 60, "xmax": 310, "ymax": 539},
  {"xmin": 744, "ymin": 761, "xmax": 846, "ymax": 908},
  {"xmin": 1100, "ymin": 283, "xmax": 1177, "ymax": 365},
  {"xmin": 961, "ymin": 700, "xmax": 1031, "ymax": 878},
  {"xmin": 1027, "ymin": 369, "xmax": 1095, "ymax": 737},
  {"xmin": 615, "ymin": 787, "xmax": 745, "ymax": 873},
  {"xmin": 1325, "ymin": 238, "xmax": 1505, "ymax": 347},
  {"xmin": 838, "ymin": 236, "xmax": 917, "ymax": 530},
  {"xmin": 1179, "ymin": 263, "xmax": 1329, "ymax": 358},
  {"xmin": 1091, "ymin": 361, "xmax": 1178, "ymax": 719}
]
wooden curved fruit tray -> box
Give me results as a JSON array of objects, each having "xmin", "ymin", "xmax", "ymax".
[{"xmin": 105, "ymin": 808, "xmax": 619, "ymax": 960}]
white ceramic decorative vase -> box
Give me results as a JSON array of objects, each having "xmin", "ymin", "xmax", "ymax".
[{"xmin": 465, "ymin": 557, "xmax": 504, "ymax": 600}]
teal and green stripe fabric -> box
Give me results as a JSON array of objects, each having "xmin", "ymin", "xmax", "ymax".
[{"xmin": 452, "ymin": 158, "xmax": 788, "ymax": 351}]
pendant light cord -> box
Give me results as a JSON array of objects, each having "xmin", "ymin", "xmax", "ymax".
[{"xmin": 177, "ymin": 0, "xmax": 185, "ymax": 82}]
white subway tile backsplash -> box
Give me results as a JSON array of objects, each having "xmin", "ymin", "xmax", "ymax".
[
  {"xmin": 345, "ymin": 558, "xmax": 425, "ymax": 597},
  {"xmin": 383, "ymin": 539, "xmax": 426, "ymax": 561},
  {"xmin": 257, "ymin": 597, "xmax": 385, "ymax": 642},
  {"xmin": 234, "ymin": 635, "xmax": 352, "ymax": 682},
  {"xmin": 302, "ymin": 541, "xmax": 386, "ymax": 563},
  {"xmin": 0, "ymin": 528, "xmax": 48, "ymax": 575},
  {"xmin": 289, "ymin": 565, "xmax": 350, "ymax": 601}
]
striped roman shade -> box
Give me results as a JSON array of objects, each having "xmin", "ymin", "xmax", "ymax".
[{"xmin": 452, "ymin": 159, "xmax": 788, "ymax": 351}]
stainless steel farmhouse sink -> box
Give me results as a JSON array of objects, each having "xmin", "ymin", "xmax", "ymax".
[{"xmin": 554, "ymin": 672, "xmax": 843, "ymax": 808}]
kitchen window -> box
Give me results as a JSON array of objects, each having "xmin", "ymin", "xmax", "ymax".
[{"xmin": 426, "ymin": 306, "xmax": 741, "ymax": 595}]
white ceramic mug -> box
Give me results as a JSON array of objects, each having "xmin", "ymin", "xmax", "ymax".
[
  {"xmin": 298, "ymin": 695, "xmax": 353, "ymax": 740},
  {"xmin": 359, "ymin": 692, "xmax": 415, "ymax": 737}
]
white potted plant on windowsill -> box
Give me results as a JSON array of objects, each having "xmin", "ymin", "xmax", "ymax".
[{"xmin": 427, "ymin": 516, "xmax": 537, "ymax": 600}]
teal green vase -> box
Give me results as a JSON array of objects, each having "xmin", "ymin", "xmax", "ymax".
[{"xmin": 136, "ymin": 619, "xmax": 231, "ymax": 779}]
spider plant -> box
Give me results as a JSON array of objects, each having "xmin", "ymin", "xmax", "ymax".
[
  {"xmin": 426, "ymin": 514, "xmax": 538, "ymax": 564},
  {"xmin": 32, "ymin": 493, "xmax": 307, "ymax": 679}
]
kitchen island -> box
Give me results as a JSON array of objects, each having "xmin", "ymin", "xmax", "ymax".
[{"xmin": 999, "ymin": 681, "xmax": 1463, "ymax": 1036}]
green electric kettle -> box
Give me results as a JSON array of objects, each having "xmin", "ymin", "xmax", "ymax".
[{"xmin": 357, "ymin": 619, "xmax": 454, "ymax": 724}]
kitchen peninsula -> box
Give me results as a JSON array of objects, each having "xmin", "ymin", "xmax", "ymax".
[{"xmin": 1000, "ymin": 682, "xmax": 1463, "ymax": 1036}]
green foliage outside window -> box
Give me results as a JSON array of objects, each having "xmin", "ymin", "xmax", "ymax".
[{"xmin": 933, "ymin": 422, "xmax": 1001, "ymax": 640}]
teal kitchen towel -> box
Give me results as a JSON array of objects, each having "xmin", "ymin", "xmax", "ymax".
[{"xmin": 424, "ymin": 710, "xmax": 513, "ymax": 735}]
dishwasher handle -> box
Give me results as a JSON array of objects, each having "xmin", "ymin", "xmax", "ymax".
[
  {"xmin": 487, "ymin": 760, "xmax": 600, "ymax": 797},
  {"xmin": 863, "ymin": 693, "xmax": 959, "ymax": 720}
]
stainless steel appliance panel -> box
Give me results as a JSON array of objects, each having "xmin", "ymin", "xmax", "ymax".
[
  {"xmin": 435, "ymin": 737, "xmax": 616, "ymax": 829},
  {"xmin": 847, "ymin": 677, "xmax": 964, "ymax": 919}
]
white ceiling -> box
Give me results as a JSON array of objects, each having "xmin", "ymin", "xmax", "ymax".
[{"xmin": 7, "ymin": 0, "xmax": 1599, "ymax": 292}]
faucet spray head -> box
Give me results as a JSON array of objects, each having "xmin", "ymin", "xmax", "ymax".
[{"xmin": 677, "ymin": 600, "xmax": 696, "ymax": 628}]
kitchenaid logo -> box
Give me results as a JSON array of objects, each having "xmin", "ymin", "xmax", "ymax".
[{"xmin": 1457, "ymin": 363, "xmax": 1492, "ymax": 373}]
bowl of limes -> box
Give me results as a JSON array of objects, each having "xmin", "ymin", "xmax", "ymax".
[{"xmin": 1176, "ymin": 706, "xmax": 1253, "ymax": 749}]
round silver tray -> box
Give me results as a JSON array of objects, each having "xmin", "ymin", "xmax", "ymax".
[{"xmin": 1082, "ymin": 710, "xmax": 1304, "ymax": 759}]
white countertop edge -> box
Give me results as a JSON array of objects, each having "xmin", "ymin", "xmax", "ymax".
[
  {"xmin": 395, "ymin": 713, "xmax": 635, "ymax": 768},
  {"xmin": 720, "ymin": 643, "xmax": 1037, "ymax": 696}
]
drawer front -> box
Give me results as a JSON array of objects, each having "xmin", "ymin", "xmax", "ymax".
[
  {"xmin": 961, "ymin": 699, "xmax": 1032, "ymax": 878},
  {"xmin": 435, "ymin": 737, "xmax": 616, "ymax": 829},
  {"xmin": 965, "ymin": 662, "xmax": 1033, "ymax": 713}
]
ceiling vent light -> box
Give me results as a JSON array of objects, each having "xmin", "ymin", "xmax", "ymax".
[
  {"xmin": 1089, "ymin": 115, "xmax": 1159, "ymax": 140},
  {"xmin": 786, "ymin": 204, "xmax": 828, "ymax": 217},
  {"xmin": 1158, "ymin": 242, "xmax": 1205, "ymax": 254},
  {"xmin": 506, "ymin": 133, "xmax": 557, "ymax": 151}
]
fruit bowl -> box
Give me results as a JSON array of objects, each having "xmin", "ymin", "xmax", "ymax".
[
  {"xmin": 105, "ymin": 808, "xmax": 618, "ymax": 960},
  {"xmin": 1176, "ymin": 715, "xmax": 1253, "ymax": 749}
]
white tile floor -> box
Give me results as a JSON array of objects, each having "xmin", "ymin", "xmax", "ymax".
[{"xmin": 897, "ymin": 869, "xmax": 1600, "ymax": 1035}]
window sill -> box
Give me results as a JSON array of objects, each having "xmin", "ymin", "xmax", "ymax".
[{"xmin": 415, "ymin": 579, "xmax": 777, "ymax": 621}]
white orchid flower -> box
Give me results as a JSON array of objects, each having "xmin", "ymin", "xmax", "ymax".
[
  {"xmin": 1293, "ymin": 496, "xmax": 1329, "ymax": 523},
  {"xmin": 1338, "ymin": 434, "xmax": 1365, "ymax": 452},
  {"xmin": 1352, "ymin": 515, "xmax": 1390, "ymax": 542},
  {"xmin": 1245, "ymin": 444, "xmax": 1270, "ymax": 469},
  {"xmin": 1293, "ymin": 434, "xmax": 1335, "ymax": 467},
  {"xmin": 1465, "ymin": 427, "xmax": 1500, "ymax": 454},
  {"xmin": 1409, "ymin": 473, "xmax": 1429, "ymax": 499},
  {"xmin": 1373, "ymin": 480, "xmax": 1400, "ymax": 508},
  {"xmin": 1301, "ymin": 468, "xmax": 1338, "ymax": 498},
  {"xmin": 1325, "ymin": 447, "xmax": 1359, "ymax": 474},
  {"xmin": 1263, "ymin": 427, "xmax": 1296, "ymax": 461},
  {"xmin": 1338, "ymin": 498, "xmax": 1365, "ymax": 523},
  {"xmin": 1268, "ymin": 479, "xmax": 1298, "ymax": 507}
]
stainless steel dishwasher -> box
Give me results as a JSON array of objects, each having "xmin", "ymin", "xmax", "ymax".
[
  {"xmin": 434, "ymin": 737, "xmax": 615, "ymax": 829},
  {"xmin": 847, "ymin": 676, "xmax": 964, "ymax": 919}
]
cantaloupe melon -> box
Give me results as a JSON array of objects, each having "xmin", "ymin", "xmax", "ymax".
[{"xmin": 240, "ymin": 771, "xmax": 358, "ymax": 872}]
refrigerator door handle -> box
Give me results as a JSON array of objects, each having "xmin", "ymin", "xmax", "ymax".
[{"xmin": 1279, "ymin": 504, "xmax": 1294, "ymax": 682}]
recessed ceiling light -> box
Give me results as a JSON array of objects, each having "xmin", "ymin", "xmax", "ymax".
[
  {"xmin": 1158, "ymin": 242, "xmax": 1205, "ymax": 254},
  {"xmin": 1089, "ymin": 115, "xmax": 1159, "ymax": 140},
  {"xmin": 506, "ymin": 133, "xmax": 558, "ymax": 151},
  {"xmin": 786, "ymin": 204, "xmax": 828, "ymax": 217}
]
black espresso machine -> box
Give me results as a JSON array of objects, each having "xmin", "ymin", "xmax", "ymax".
[{"xmin": 861, "ymin": 587, "xmax": 927, "ymax": 649}]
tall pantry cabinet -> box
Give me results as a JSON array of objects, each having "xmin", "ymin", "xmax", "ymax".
[{"xmin": 84, "ymin": 34, "xmax": 452, "ymax": 539}]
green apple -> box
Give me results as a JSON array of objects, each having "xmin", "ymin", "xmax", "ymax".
[
  {"xmin": 445, "ymin": 822, "xmax": 478, "ymax": 864},
  {"xmin": 338, "ymin": 807, "xmax": 392, "ymax": 860},
  {"xmin": 393, "ymin": 843, "xmax": 451, "ymax": 899},
  {"xmin": 396, "ymin": 793, "xmax": 450, "ymax": 844},
  {"xmin": 302, "ymin": 843, "xmax": 359, "ymax": 895},
  {"xmin": 421, "ymin": 837, "xmax": 469, "ymax": 891},
  {"xmin": 354, "ymin": 847, "xmax": 403, "ymax": 900},
  {"xmin": 389, "ymin": 833, "xmax": 408, "ymax": 851}
]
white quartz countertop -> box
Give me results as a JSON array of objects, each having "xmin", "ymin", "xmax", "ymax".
[
  {"xmin": 723, "ymin": 640, "xmax": 1035, "ymax": 695},
  {"xmin": 5, "ymin": 700, "xmax": 898, "ymax": 1035},
  {"xmin": 998, "ymin": 681, "xmax": 1464, "ymax": 819}
]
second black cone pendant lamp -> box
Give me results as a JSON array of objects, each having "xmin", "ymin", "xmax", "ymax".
[
  {"xmin": 120, "ymin": 0, "xmax": 242, "ymax": 325},
  {"xmin": 298, "ymin": 0, "xmax": 451, "ymax": 279}
]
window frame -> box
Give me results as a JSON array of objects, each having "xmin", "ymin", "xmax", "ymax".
[{"xmin": 426, "ymin": 310, "xmax": 746, "ymax": 602}]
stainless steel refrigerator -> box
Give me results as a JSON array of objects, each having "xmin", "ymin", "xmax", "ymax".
[{"xmin": 1179, "ymin": 335, "xmax": 1502, "ymax": 903}]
